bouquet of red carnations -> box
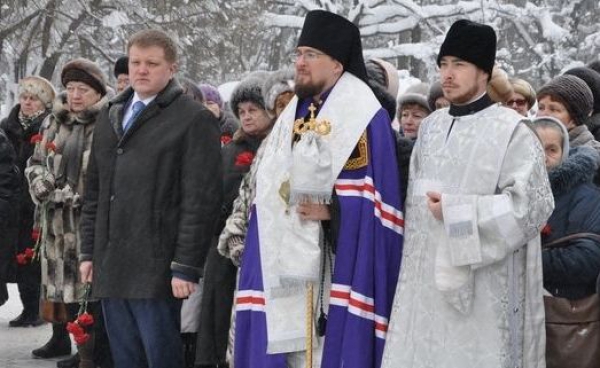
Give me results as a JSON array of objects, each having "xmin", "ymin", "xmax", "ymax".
[{"xmin": 66, "ymin": 283, "xmax": 94, "ymax": 345}]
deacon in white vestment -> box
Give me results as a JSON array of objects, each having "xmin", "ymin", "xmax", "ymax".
[{"xmin": 381, "ymin": 19, "xmax": 554, "ymax": 368}]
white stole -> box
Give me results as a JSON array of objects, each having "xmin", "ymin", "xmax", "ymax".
[{"xmin": 255, "ymin": 72, "xmax": 381, "ymax": 353}]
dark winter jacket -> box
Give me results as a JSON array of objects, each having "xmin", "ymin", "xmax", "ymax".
[
  {"xmin": 586, "ymin": 113, "xmax": 600, "ymax": 142},
  {"xmin": 217, "ymin": 129, "xmax": 264, "ymax": 233},
  {"xmin": 218, "ymin": 110, "xmax": 240, "ymax": 140},
  {"xmin": 0, "ymin": 127, "xmax": 19, "ymax": 283},
  {"xmin": 396, "ymin": 135, "xmax": 414, "ymax": 203},
  {"xmin": 1, "ymin": 105, "xmax": 50, "ymax": 255},
  {"xmin": 196, "ymin": 127, "xmax": 266, "ymax": 365},
  {"xmin": 542, "ymin": 146, "xmax": 600, "ymax": 300},
  {"xmin": 80, "ymin": 79, "xmax": 223, "ymax": 299}
]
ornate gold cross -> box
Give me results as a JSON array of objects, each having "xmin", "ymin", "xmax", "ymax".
[{"xmin": 293, "ymin": 103, "xmax": 331, "ymax": 136}]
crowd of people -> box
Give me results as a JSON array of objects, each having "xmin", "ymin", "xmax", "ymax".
[{"xmin": 0, "ymin": 9, "xmax": 599, "ymax": 368}]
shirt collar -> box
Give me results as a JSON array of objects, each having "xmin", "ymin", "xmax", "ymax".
[{"xmin": 131, "ymin": 92, "xmax": 157, "ymax": 107}]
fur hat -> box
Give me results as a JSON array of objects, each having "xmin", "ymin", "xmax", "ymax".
[
  {"xmin": 297, "ymin": 10, "xmax": 367, "ymax": 82},
  {"xmin": 113, "ymin": 56, "xmax": 128, "ymax": 78},
  {"xmin": 366, "ymin": 58, "xmax": 400, "ymax": 99},
  {"xmin": 199, "ymin": 84, "xmax": 223, "ymax": 109},
  {"xmin": 538, "ymin": 74, "xmax": 594, "ymax": 127},
  {"xmin": 262, "ymin": 68, "xmax": 295, "ymax": 112},
  {"xmin": 18, "ymin": 76, "xmax": 56, "ymax": 109},
  {"xmin": 398, "ymin": 83, "xmax": 431, "ymax": 113},
  {"xmin": 510, "ymin": 78, "xmax": 536, "ymax": 108},
  {"xmin": 487, "ymin": 66, "xmax": 513, "ymax": 103},
  {"xmin": 230, "ymin": 73, "xmax": 268, "ymax": 119},
  {"xmin": 564, "ymin": 67, "xmax": 600, "ymax": 115},
  {"xmin": 427, "ymin": 80, "xmax": 445, "ymax": 111},
  {"xmin": 61, "ymin": 58, "xmax": 107, "ymax": 96},
  {"xmin": 437, "ymin": 19, "xmax": 496, "ymax": 78}
]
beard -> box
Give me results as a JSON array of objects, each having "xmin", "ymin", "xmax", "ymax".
[
  {"xmin": 294, "ymin": 77, "xmax": 327, "ymax": 99},
  {"xmin": 445, "ymin": 81, "xmax": 483, "ymax": 105}
]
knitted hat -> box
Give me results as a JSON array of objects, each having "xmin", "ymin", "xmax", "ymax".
[
  {"xmin": 366, "ymin": 58, "xmax": 400, "ymax": 99},
  {"xmin": 537, "ymin": 74, "xmax": 594, "ymax": 126},
  {"xmin": 427, "ymin": 80, "xmax": 445, "ymax": 111},
  {"xmin": 564, "ymin": 67, "xmax": 600, "ymax": 115},
  {"xmin": 262, "ymin": 68, "xmax": 295, "ymax": 112},
  {"xmin": 397, "ymin": 83, "xmax": 431, "ymax": 113},
  {"xmin": 199, "ymin": 84, "xmax": 223, "ymax": 109},
  {"xmin": 61, "ymin": 58, "xmax": 107, "ymax": 96},
  {"xmin": 18, "ymin": 76, "xmax": 56, "ymax": 109},
  {"xmin": 487, "ymin": 66, "xmax": 513, "ymax": 103},
  {"xmin": 113, "ymin": 56, "xmax": 128, "ymax": 78},
  {"xmin": 297, "ymin": 10, "xmax": 368, "ymax": 82},
  {"xmin": 230, "ymin": 73, "xmax": 267, "ymax": 119},
  {"xmin": 510, "ymin": 78, "xmax": 536, "ymax": 108},
  {"xmin": 437, "ymin": 19, "xmax": 496, "ymax": 78}
]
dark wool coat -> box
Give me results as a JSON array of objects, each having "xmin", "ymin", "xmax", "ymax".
[
  {"xmin": 80, "ymin": 79, "xmax": 223, "ymax": 299},
  {"xmin": 1, "ymin": 104, "xmax": 50, "ymax": 282},
  {"xmin": 196, "ymin": 128, "xmax": 265, "ymax": 365},
  {"xmin": 542, "ymin": 146, "xmax": 600, "ymax": 300},
  {"xmin": 0, "ymin": 127, "xmax": 19, "ymax": 283}
]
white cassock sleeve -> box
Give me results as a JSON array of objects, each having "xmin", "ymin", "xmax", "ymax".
[{"xmin": 441, "ymin": 123, "xmax": 555, "ymax": 268}]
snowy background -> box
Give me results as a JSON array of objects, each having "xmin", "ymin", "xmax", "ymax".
[{"xmin": 0, "ymin": 0, "xmax": 598, "ymax": 115}]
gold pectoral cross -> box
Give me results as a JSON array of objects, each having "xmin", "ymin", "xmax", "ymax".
[{"xmin": 293, "ymin": 103, "xmax": 331, "ymax": 136}]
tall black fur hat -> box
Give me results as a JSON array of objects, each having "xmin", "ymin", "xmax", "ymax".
[
  {"xmin": 437, "ymin": 19, "xmax": 496, "ymax": 78},
  {"xmin": 297, "ymin": 10, "xmax": 368, "ymax": 82}
]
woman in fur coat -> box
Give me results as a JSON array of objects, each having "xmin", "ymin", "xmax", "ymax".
[{"xmin": 26, "ymin": 58, "xmax": 111, "ymax": 368}]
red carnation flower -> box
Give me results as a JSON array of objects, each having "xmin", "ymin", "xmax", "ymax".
[
  {"xmin": 45, "ymin": 142, "xmax": 57, "ymax": 152},
  {"xmin": 24, "ymin": 247, "xmax": 34, "ymax": 259},
  {"xmin": 31, "ymin": 228, "xmax": 41, "ymax": 242},
  {"xmin": 221, "ymin": 134, "xmax": 233, "ymax": 145},
  {"xmin": 74, "ymin": 333, "xmax": 91, "ymax": 345},
  {"xmin": 16, "ymin": 254, "xmax": 28, "ymax": 265},
  {"xmin": 235, "ymin": 151, "xmax": 255, "ymax": 167},
  {"xmin": 66, "ymin": 321, "xmax": 85, "ymax": 336},
  {"xmin": 541, "ymin": 224, "xmax": 552, "ymax": 236},
  {"xmin": 30, "ymin": 134, "xmax": 43, "ymax": 144},
  {"xmin": 76, "ymin": 312, "xmax": 94, "ymax": 327}
]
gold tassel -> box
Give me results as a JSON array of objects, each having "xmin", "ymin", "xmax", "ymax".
[{"xmin": 305, "ymin": 282, "xmax": 313, "ymax": 368}]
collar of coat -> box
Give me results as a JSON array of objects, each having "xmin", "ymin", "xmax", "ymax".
[
  {"xmin": 3, "ymin": 104, "xmax": 50, "ymax": 137},
  {"xmin": 53, "ymin": 92, "xmax": 109, "ymax": 126},
  {"xmin": 107, "ymin": 79, "xmax": 183, "ymax": 140},
  {"xmin": 110, "ymin": 78, "xmax": 183, "ymax": 110},
  {"xmin": 549, "ymin": 146, "xmax": 599, "ymax": 196}
]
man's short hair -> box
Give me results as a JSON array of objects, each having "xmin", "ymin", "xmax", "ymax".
[{"xmin": 127, "ymin": 29, "xmax": 178, "ymax": 63}]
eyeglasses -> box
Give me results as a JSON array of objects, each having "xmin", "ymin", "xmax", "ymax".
[
  {"xmin": 507, "ymin": 99, "xmax": 527, "ymax": 107},
  {"xmin": 289, "ymin": 51, "xmax": 326, "ymax": 63}
]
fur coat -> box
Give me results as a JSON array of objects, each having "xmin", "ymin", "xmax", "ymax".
[{"xmin": 25, "ymin": 93, "xmax": 108, "ymax": 303}]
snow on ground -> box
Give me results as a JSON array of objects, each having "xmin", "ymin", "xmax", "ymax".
[{"xmin": 0, "ymin": 284, "xmax": 65, "ymax": 368}]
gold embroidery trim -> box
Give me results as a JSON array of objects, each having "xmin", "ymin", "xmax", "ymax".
[{"xmin": 344, "ymin": 131, "xmax": 368, "ymax": 170}]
